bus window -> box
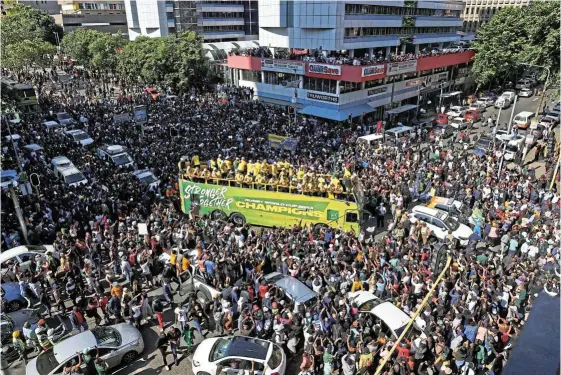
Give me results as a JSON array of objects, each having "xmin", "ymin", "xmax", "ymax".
[{"xmin": 345, "ymin": 211, "xmax": 358, "ymax": 223}]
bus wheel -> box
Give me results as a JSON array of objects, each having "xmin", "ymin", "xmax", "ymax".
[
  {"xmin": 211, "ymin": 210, "xmax": 227, "ymax": 220},
  {"xmin": 230, "ymin": 213, "xmax": 246, "ymax": 226}
]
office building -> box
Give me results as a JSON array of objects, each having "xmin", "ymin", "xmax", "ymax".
[
  {"xmin": 124, "ymin": 0, "xmax": 258, "ymax": 42},
  {"xmin": 461, "ymin": 0, "xmax": 531, "ymax": 34},
  {"xmin": 54, "ymin": 1, "xmax": 128, "ymax": 34},
  {"xmin": 226, "ymin": 0, "xmax": 475, "ymax": 121}
]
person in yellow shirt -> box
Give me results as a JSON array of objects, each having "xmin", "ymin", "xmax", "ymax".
[
  {"xmin": 237, "ymin": 158, "xmax": 247, "ymax": 173},
  {"xmin": 210, "ymin": 158, "xmax": 217, "ymax": 170},
  {"xmin": 217, "ymin": 155, "xmax": 223, "ymax": 169},
  {"xmin": 201, "ymin": 167, "xmax": 211, "ymax": 180},
  {"xmin": 247, "ymin": 160, "xmax": 254, "ymax": 176},
  {"xmin": 351, "ymin": 275, "xmax": 364, "ymax": 292},
  {"xmin": 297, "ymin": 168, "xmax": 305, "ymax": 181},
  {"xmin": 220, "ymin": 161, "xmax": 229, "ymax": 176},
  {"xmin": 261, "ymin": 160, "xmax": 270, "ymax": 175},
  {"xmin": 224, "ymin": 158, "xmax": 232, "ymax": 171},
  {"xmin": 343, "ymin": 167, "xmax": 351, "ymax": 179},
  {"xmin": 253, "ymin": 160, "xmax": 261, "ymax": 175},
  {"xmin": 169, "ymin": 250, "xmax": 177, "ymax": 266},
  {"xmin": 243, "ymin": 173, "xmax": 253, "ymax": 187},
  {"xmin": 256, "ymin": 173, "xmax": 266, "ymax": 188},
  {"xmin": 319, "ymin": 181, "xmax": 327, "ymax": 196},
  {"xmin": 181, "ymin": 254, "xmax": 190, "ymax": 272},
  {"xmin": 235, "ymin": 172, "xmax": 244, "ymax": 186},
  {"xmin": 211, "ymin": 168, "xmax": 220, "ymax": 179},
  {"xmin": 192, "ymin": 154, "xmax": 200, "ymax": 168},
  {"xmin": 279, "ymin": 175, "xmax": 288, "ymax": 190}
]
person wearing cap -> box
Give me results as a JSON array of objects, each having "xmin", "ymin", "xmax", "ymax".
[{"xmin": 12, "ymin": 330, "xmax": 28, "ymax": 364}]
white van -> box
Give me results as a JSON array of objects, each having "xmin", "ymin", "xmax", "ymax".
[
  {"xmin": 384, "ymin": 126, "xmax": 415, "ymax": 145},
  {"xmin": 357, "ymin": 134, "xmax": 383, "ymax": 147},
  {"xmin": 513, "ymin": 111, "xmax": 535, "ymax": 130}
]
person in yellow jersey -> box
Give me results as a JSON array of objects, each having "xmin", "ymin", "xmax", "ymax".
[
  {"xmin": 210, "ymin": 158, "xmax": 217, "ymax": 170},
  {"xmin": 181, "ymin": 252, "xmax": 190, "ymax": 272},
  {"xmin": 192, "ymin": 154, "xmax": 200, "ymax": 168},
  {"xmin": 237, "ymin": 157, "xmax": 246, "ymax": 173},
  {"xmin": 253, "ymin": 160, "xmax": 261, "ymax": 176},
  {"xmin": 267, "ymin": 175, "xmax": 278, "ymax": 190},
  {"xmin": 235, "ymin": 172, "xmax": 244, "ymax": 186},
  {"xmin": 343, "ymin": 167, "xmax": 352, "ymax": 179},
  {"xmin": 261, "ymin": 160, "xmax": 270, "ymax": 175},
  {"xmin": 319, "ymin": 180, "xmax": 327, "ymax": 196},
  {"xmin": 201, "ymin": 167, "xmax": 211, "ymax": 180},
  {"xmin": 256, "ymin": 172, "xmax": 266, "ymax": 189},
  {"xmin": 247, "ymin": 160, "xmax": 254, "ymax": 176},
  {"xmin": 243, "ymin": 173, "xmax": 253, "ymax": 188},
  {"xmin": 296, "ymin": 167, "xmax": 306, "ymax": 181},
  {"xmin": 271, "ymin": 162, "xmax": 278, "ymax": 177},
  {"xmin": 217, "ymin": 155, "xmax": 224, "ymax": 169},
  {"xmin": 279, "ymin": 174, "xmax": 289, "ymax": 191},
  {"xmin": 224, "ymin": 157, "xmax": 233, "ymax": 171},
  {"xmin": 211, "ymin": 168, "xmax": 220, "ymax": 179},
  {"xmin": 169, "ymin": 249, "xmax": 178, "ymax": 266},
  {"xmin": 220, "ymin": 159, "xmax": 230, "ymax": 177}
]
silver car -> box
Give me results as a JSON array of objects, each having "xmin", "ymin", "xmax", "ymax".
[{"xmin": 26, "ymin": 324, "xmax": 144, "ymax": 375}]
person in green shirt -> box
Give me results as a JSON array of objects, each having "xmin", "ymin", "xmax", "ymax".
[
  {"xmin": 183, "ymin": 323, "xmax": 196, "ymax": 354},
  {"xmin": 94, "ymin": 357, "xmax": 109, "ymax": 375}
]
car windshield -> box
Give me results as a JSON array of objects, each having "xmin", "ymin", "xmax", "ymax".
[
  {"xmin": 210, "ymin": 338, "xmax": 231, "ymax": 362},
  {"xmin": 64, "ymin": 172, "xmax": 85, "ymax": 184},
  {"xmin": 268, "ymin": 344, "xmax": 283, "ymax": 369},
  {"xmin": 72, "ymin": 133, "xmax": 90, "ymax": 141},
  {"xmin": 57, "ymin": 113, "xmax": 71, "ymax": 120},
  {"xmin": 35, "ymin": 348, "xmax": 60, "ymax": 375},
  {"xmin": 506, "ymin": 145, "xmax": 519, "ymax": 153},
  {"xmin": 1, "ymin": 176, "xmax": 15, "ymax": 183},
  {"xmin": 139, "ymin": 174, "xmax": 157, "ymax": 184},
  {"xmin": 112, "ymin": 154, "xmax": 132, "ymax": 165},
  {"xmin": 91, "ymin": 326, "xmax": 122, "ymax": 347},
  {"xmin": 394, "ymin": 322, "xmax": 425, "ymax": 341}
]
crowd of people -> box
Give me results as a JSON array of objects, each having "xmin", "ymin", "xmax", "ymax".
[
  {"xmin": 1, "ymin": 64, "xmax": 559, "ymax": 375},
  {"xmin": 229, "ymin": 45, "xmax": 470, "ymax": 66}
]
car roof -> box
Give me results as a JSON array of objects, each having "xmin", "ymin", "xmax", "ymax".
[
  {"xmin": 411, "ymin": 205, "xmax": 449, "ymax": 220},
  {"xmin": 516, "ymin": 111, "xmax": 534, "ymax": 116},
  {"xmin": 430, "ymin": 196, "xmax": 455, "ymax": 206},
  {"xmin": 52, "ymin": 331, "xmax": 97, "ymax": 363},
  {"xmin": 350, "ymin": 291, "xmax": 383, "ymax": 308},
  {"xmin": 225, "ymin": 336, "xmax": 270, "ymax": 360},
  {"xmin": 1, "ymin": 170, "xmax": 18, "ymax": 177},
  {"xmin": 65, "ymin": 129, "xmax": 86, "ymax": 135},
  {"xmin": 61, "ymin": 167, "xmax": 82, "ymax": 176},
  {"xmin": 371, "ymin": 302, "xmax": 412, "ymax": 331},
  {"xmin": 0, "ymin": 245, "xmax": 52, "ymax": 263},
  {"xmin": 385, "ymin": 126, "xmax": 414, "ymax": 134},
  {"xmin": 51, "ymin": 156, "xmax": 72, "ymax": 164},
  {"xmin": 265, "ymin": 273, "xmax": 318, "ymax": 303},
  {"xmin": 23, "ymin": 144, "xmax": 43, "ymax": 151}
]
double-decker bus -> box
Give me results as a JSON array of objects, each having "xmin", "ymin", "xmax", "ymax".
[{"xmin": 179, "ymin": 175, "xmax": 372, "ymax": 233}]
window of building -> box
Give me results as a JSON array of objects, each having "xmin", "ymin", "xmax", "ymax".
[
  {"xmin": 344, "ymin": 26, "xmax": 460, "ymax": 38},
  {"xmin": 303, "ymin": 77, "xmax": 337, "ymax": 94},
  {"xmin": 240, "ymin": 69, "xmax": 260, "ymax": 83},
  {"xmin": 339, "ymin": 81, "xmax": 361, "ymax": 94},
  {"xmin": 364, "ymin": 79, "xmax": 384, "ymax": 89}
]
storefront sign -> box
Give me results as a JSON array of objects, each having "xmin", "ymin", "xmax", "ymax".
[
  {"xmin": 261, "ymin": 59, "xmax": 305, "ymax": 75},
  {"xmin": 307, "ymin": 92, "xmax": 339, "ymax": 103},
  {"xmin": 405, "ymin": 79, "xmax": 424, "ymax": 87},
  {"xmin": 367, "ymin": 87, "xmax": 388, "ymax": 96},
  {"xmin": 386, "ymin": 60, "xmax": 418, "ymax": 76},
  {"xmin": 133, "ymin": 105, "xmax": 147, "ymax": 123},
  {"xmin": 268, "ymin": 134, "xmax": 298, "ymax": 152},
  {"xmin": 361, "ymin": 65, "xmax": 385, "ymax": 77},
  {"xmin": 308, "ymin": 64, "xmax": 341, "ymax": 76}
]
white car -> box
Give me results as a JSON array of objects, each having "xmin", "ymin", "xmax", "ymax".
[
  {"xmin": 26, "ymin": 324, "xmax": 144, "ymax": 375},
  {"xmin": 539, "ymin": 116, "xmax": 555, "ymax": 130},
  {"xmin": 0, "ymin": 170, "xmax": 19, "ymax": 190},
  {"xmin": 518, "ymin": 88, "xmax": 533, "ymax": 98},
  {"xmin": 347, "ymin": 291, "xmax": 427, "ymax": 340},
  {"xmin": 0, "ymin": 245, "xmax": 58, "ymax": 277},
  {"xmin": 476, "ymin": 97, "xmax": 496, "ymax": 107},
  {"xmin": 192, "ymin": 336, "xmax": 286, "ymax": 375},
  {"xmin": 408, "ymin": 206, "xmax": 473, "ymax": 246},
  {"xmin": 64, "ymin": 129, "xmax": 94, "ymax": 146},
  {"xmin": 494, "ymin": 97, "xmax": 511, "ymax": 109},
  {"xmin": 515, "ymin": 79, "xmax": 533, "ymax": 90},
  {"xmin": 133, "ymin": 169, "xmax": 160, "ymax": 190},
  {"xmin": 446, "ymin": 106, "xmax": 468, "ymax": 118},
  {"xmin": 96, "ymin": 145, "xmax": 135, "ymax": 168},
  {"xmin": 469, "ymin": 102, "xmax": 486, "ymax": 113},
  {"xmin": 448, "ymin": 117, "xmax": 468, "ymax": 130},
  {"xmin": 501, "ymin": 91, "xmax": 516, "ymax": 102}
]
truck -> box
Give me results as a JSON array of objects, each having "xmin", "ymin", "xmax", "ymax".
[{"xmin": 179, "ymin": 178, "xmax": 372, "ymax": 233}]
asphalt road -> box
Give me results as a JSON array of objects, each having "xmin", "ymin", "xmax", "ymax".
[{"xmin": 4, "ymin": 90, "xmax": 555, "ymax": 375}]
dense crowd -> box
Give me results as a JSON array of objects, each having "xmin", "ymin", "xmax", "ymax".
[
  {"xmin": 229, "ymin": 45, "xmax": 470, "ymax": 66},
  {"xmin": 1, "ymin": 66, "xmax": 559, "ymax": 375}
]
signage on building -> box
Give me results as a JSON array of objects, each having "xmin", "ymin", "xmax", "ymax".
[
  {"xmin": 307, "ymin": 92, "xmax": 339, "ymax": 103},
  {"xmin": 261, "ymin": 59, "xmax": 305, "ymax": 75},
  {"xmin": 405, "ymin": 78, "xmax": 424, "ymax": 87},
  {"xmin": 308, "ymin": 64, "xmax": 342, "ymax": 76},
  {"xmin": 361, "ymin": 65, "xmax": 385, "ymax": 77},
  {"xmin": 386, "ymin": 60, "xmax": 418, "ymax": 76},
  {"xmin": 367, "ymin": 87, "xmax": 388, "ymax": 97}
]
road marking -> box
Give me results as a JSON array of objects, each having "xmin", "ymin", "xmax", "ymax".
[{"xmin": 533, "ymin": 97, "xmax": 539, "ymax": 101}]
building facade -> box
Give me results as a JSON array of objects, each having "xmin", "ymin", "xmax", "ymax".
[
  {"xmin": 226, "ymin": 0, "xmax": 475, "ymax": 121},
  {"xmin": 54, "ymin": 0, "xmax": 128, "ymax": 34},
  {"xmin": 124, "ymin": 0, "xmax": 258, "ymax": 42},
  {"xmin": 461, "ymin": 0, "xmax": 531, "ymax": 34}
]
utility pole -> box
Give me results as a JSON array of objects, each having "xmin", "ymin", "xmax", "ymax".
[
  {"xmin": 497, "ymin": 95, "xmax": 518, "ymax": 179},
  {"xmin": 9, "ymin": 185, "xmax": 29, "ymax": 245}
]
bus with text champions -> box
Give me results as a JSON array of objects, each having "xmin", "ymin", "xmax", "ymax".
[{"xmin": 179, "ymin": 178, "xmax": 372, "ymax": 233}]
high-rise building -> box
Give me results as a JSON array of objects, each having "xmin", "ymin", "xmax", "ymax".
[
  {"xmin": 226, "ymin": 0, "xmax": 475, "ymax": 122},
  {"xmin": 54, "ymin": 1, "xmax": 128, "ymax": 34},
  {"xmin": 461, "ymin": 0, "xmax": 531, "ymax": 34},
  {"xmin": 124, "ymin": 0, "xmax": 258, "ymax": 42}
]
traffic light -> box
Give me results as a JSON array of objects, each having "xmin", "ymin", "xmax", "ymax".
[{"xmin": 288, "ymin": 106, "xmax": 295, "ymax": 115}]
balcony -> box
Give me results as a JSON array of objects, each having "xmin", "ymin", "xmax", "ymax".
[
  {"xmin": 200, "ymin": 3, "xmax": 244, "ymax": 13},
  {"xmin": 199, "ymin": 18, "xmax": 245, "ymax": 27},
  {"xmin": 203, "ymin": 31, "xmax": 246, "ymax": 40}
]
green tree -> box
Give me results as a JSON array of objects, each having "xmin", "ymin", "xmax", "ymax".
[
  {"xmin": 89, "ymin": 31, "xmax": 127, "ymax": 71},
  {"xmin": 117, "ymin": 31, "xmax": 210, "ymax": 91},
  {"xmin": 60, "ymin": 28, "xmax": 103, "ymax": 65},
  {"xmin": 471, "ymin": 2, "xmax": 560, "ymax": 88},
  {"xmin": 3, "ymin": 39, "xmax": 57, "ymax": 71}
]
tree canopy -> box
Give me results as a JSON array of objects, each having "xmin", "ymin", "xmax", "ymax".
[
  {"xmin": 0, "ymin": 4, "xmax": 62, "ymax": 70},
  {"xmin": 472, "ymin": 1, "xmax": 560, "ymax": 88},
  {"xmin": 116, "ymin": 31, "xmax": 211, "ymax": 91},
  {"xmin": 61, "ymin": 28, "xmax": 126, "ymax": 71}
]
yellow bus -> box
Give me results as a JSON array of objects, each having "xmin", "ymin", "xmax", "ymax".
[{"xmin": 179, "ymin": 178, "xmax": 372, "ymax": 233}]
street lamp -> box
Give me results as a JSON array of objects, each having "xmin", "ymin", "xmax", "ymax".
[{"xmin": 517, "ymin": 62, "xmax": 550, "ymax": 118}]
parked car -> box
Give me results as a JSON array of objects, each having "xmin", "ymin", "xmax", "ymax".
[
  {"xmin": 55, "ymin": 112, "xmax": 76, "ymax": 126},
  {"xmin": 515, "ymin": 79, "xmax": 533, "ymax": 90},
  {"xmin": 347, "ymin": 291, "xmax": 427, "ymax": 339},
  {"xmin": 464, "ymin": 109, "xmax": 481, "ymax": 123},
  {"xmin": 476, "ymin": 97, "xmax": 496, "ymax": 107},
  {"xmin": 446, "ymin": 106, "xmax": 468, "ymax": 118},
  {"xmin": 96, "ymin": 145, "xmax": 135, "ymax": 168},
  {"xmin": 501, "ymin": 91, "xmax": 516, "ymax": 102},
  {"xmin": 408, "ymin": 206, "xmax": 473, "ymax": 246},
  {"xmin": 545, "ymin": 110, "xmax": 560, "ymax": 124},
  {"xmin": 432, "ymin": 124, "xmax": 454, "ymax": 139},
  {"xmin": 448, "ymin": 117, "xmax": 468, "ymax": 130},
  {"xmin": 64, "ymin": 129, "xmax": 94, "ymax": 146},
  {"xmin": 0, "ymin": 245, "xmax": 58, "ymax": 278},
  {"xmin": 26, "ymin": 324, "xmax": 144, "ymax": 375},
  {"xmin": 192, "ymin": 336, "xmax": 286, "ymax": 375},
  {"xmin": 132, "ymin": 169, "xmax": 160, "ymax": 190},
  {"xmin": 1, "ymin": 283, "xmax": 27, "ymax": 312},
  {"xmin": 469, "ymin": 102, "xmax": 486, "ymax": 113},
  {"xmin": 538, "ymin": 116, "xmax": 555, "ymax": 130},
  {"xmin": 494, "ymin": 97, "xmax": 511, "ymax": 109},
  {"xmin": 0, "ymin": 170, "xmax": 19, "ymax": 190},
  {"xmin": 530, "ymin": 123, "xmax": 546, "ymax": 140},
  {"xmin": 518, "ymin": 88, "xmax": 533, "ymax": 98}
]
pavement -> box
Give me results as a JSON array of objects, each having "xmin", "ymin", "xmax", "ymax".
[{"xmin": 3, "ymin": 89, "xmax": 557, "ymax": 375}]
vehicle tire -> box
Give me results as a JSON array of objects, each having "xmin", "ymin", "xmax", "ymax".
[
  {"xmin": 121, "ymin": 351, "xmax": 138, "ymax": 365},
  {"xmin": 229, "ymin": 213, "xmax": 246, "ymax": 226},
  {"xmin": 211, "ymin": 210, "xmax": 227, "ymax": 220},
  {"xmin": 7, "ymin": 300, "xmax": 22, "ymax": 313},
  {"xmin": 196, "ymin": 372, "xmax": 212, "ymax": 375}
]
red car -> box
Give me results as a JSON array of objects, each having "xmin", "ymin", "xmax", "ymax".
[
  {"xmin": 464, "ymin": 109, "xmax": 480, "ymax": 122},
  {"xmin": 435, "ymin": 113, "xmax": 449, "ymax": 125}
]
